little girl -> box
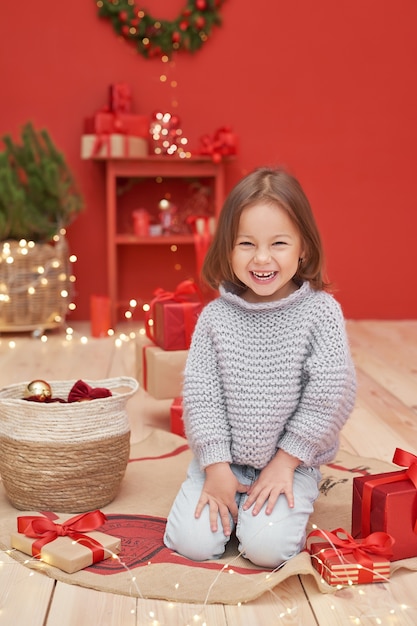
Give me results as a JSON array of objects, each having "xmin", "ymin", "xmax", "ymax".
[{"xmin": 164, "ymin": 167, "xmax": 356, "ymax": 568}]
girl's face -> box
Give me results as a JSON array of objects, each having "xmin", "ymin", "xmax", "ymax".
[{"xmin": 231, "ymin": 202, "xmax": 305, "ymax": 302}]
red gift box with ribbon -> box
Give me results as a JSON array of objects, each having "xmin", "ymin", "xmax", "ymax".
[
  {"xmin": 146, "ymin": 280, "xmax": 203, "ymax": 351},
  {"xmin": 11, "ymin": 511, "xmax": 121, "ymax": 574},
  {"xmin": 307, "ymin": 527, "xmax": 393, "ymax": 586},
  {"xmin": 84, "ymin": 111, "xmax": 149, "ymax": 137},
  {"xmin": 352, "ymin": 448, "xmax": 417, "ymax": 561}
]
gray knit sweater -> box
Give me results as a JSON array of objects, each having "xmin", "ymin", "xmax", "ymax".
[{"xmin": 183, "ymin": 281, "xmax": 357, "ymax": 470}]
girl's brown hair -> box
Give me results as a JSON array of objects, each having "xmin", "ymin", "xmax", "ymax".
[{"xmin": 202, "ymin": 166, "xmax": 329, "ymax": 291}]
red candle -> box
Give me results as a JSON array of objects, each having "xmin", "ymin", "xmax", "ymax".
[{"xmin": 90, "ymin": 295, "xmax": 111, "ymax": 338}]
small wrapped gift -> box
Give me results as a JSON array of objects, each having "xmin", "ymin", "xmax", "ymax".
[
  {"xmin": 146, "ymin": 280, "xmax": 203, "ymax": 351},
  {"xmin": 83, "ymin": 112, "xmax": 149, "ymax": 137},
  {"xmin": 135, "ymin": 333, "xmax": 188, "ymax": 400},
  {"xmin": 352, "ymin": 448, "xmax": 417, "ymax": 561},
  {"xmin": 170, "ymin": 396, "xmax": 185, "ymax": 437},
  {"xmin": 11, "ymin": 511, "xmax": 121, "ymax": 574},
  {"xmin": 308, "ymin": 527, "xmax": 393, "ymax": 586},
  {"xmin": 81, "ymin": 134, "xmax": 148, "ymax": 159},
  {"xmin": 109, "ymin": 82, "xmax": 133, "ymax": 113}
]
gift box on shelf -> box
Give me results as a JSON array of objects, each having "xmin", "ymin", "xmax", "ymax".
[
  {"xmin": 170, "ymin": 396, "xmax": 185, "ymax": 437},
  {"xmin": 81, "ymin": 134, "xmax": 148, "ymax": 160},
  {"xmin": 352, "ymin": 448, "xmax": 417, "ymax": 561},
  {"xmin": 307, "ymin": 527, "xmax": 393, "ymax": 586},
  {"xmin": 11, "ymin": 511, "xmax": 121, "ymax": 574},
  {"xmin": 135, "ymin": 333, "xmax": 188, "ymax": 400},
  {"xmin": 83, "ymin": 112, "xmax": 149, "ymax": 138},
  {"xmin": 146, "ymin": 280, "xmax": 203, "ymax": 351}
]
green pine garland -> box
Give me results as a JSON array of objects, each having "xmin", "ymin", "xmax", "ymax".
[{"xmin": 96, "ymin": 0, "xmax": 225, "ymax": 59}]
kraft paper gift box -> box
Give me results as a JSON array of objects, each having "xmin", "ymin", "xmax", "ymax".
[
  {"xmin": 170, "ymin": 396, "xmax": 185, "ymax": 437},
  {"xmin": 11, "ymin": 511, "xmax": 121, "ymax": 574},
  {"xmin": 135, "ymin": 333, "xmax": 188, "ymax": 400},
  {"xmin": 308, "ymin": 528, "xmax": 393, "ymax": 586},
  {"xmin": 81, "ymin": 134, "xmax": 148, "ymax": 159},
  {"xmin": 351, "ymin": 448, "xmax": 417, "ymax": 561}
]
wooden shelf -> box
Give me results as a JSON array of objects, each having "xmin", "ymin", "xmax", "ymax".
[
  {"xmin": 105, "ymin": 156, "xmax": 226, "ymax": 326},
  {"xmin": 115, "ymin": 234, "xmax": 195, "ymax": 245}
]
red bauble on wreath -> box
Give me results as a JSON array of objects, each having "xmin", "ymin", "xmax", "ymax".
[{"xmin": 95, "ymin": 0, "xmax": 226, "ymax": 59}]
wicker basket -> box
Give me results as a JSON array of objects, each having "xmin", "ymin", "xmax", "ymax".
[
  {"xmin": 0, "ymin": 376, "xmax": 138, "ymax": 513},
  {"xmin": 0, "ymin": 236, "xmax": 72, "ymax": 332}
]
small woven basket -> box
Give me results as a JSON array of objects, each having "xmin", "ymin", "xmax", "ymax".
[{"xmin": 0, "ymin": 376, "xmax": 138, "ymax": 513}]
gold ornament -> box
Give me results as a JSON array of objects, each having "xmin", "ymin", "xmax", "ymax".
[{"xmin": 25, "ymin": 379, "xmax": 52, "ymax": 401}]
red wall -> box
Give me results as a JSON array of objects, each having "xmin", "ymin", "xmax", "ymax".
[{"xmin": 1, "ymin": 0, "xmax": 416, "ymax": 320}]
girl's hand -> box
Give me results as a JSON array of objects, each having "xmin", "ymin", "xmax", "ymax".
[
  {"xmin": 195, "ymin": 462, "xmax": 248, "ymax": 536},
  {"xmin": 243, "ymin": 450, "xmax": 300, "ymax": 516}
]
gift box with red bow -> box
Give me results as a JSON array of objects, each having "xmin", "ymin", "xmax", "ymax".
[
  {"xmin": 11, "ymin": 511, "xmax": 121, "ymax": 574},
  {"xmin": 307, "ymin": 527, "xmax": 393, "ymax": 586},
  {"xmin": 81, "ymin": 107, "xmax": 149, "ymax": 159},
  {"xmin": 135, "ymin": 333, "xmax": 188, "ymax": 400},
  {"xmin": 352, "ymin": 448, "xmax": 417, "ymax": 561},
  {"xmin": 170, "ymin": 396, "xmax": 185, "ymax": 437},
  {"xmin": 146, "ymin": 280, "xmax": 203, "ymax": 351}
]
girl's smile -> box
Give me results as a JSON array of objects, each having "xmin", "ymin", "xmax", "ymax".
[{"xmin": 231, "ymin": 202, "xmax": 305, "ymax": 302}]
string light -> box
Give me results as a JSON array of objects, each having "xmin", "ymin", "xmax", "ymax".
[
  {"xmin": 0, "ymin": 234, "xmax": 77, "ymax": 331},
  {"xmin": 1, "ymin": 340, "xmax": 417, "ymax": 623}
]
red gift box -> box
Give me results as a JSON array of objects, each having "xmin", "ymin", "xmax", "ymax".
[
  {"xmin": 146, "ymin": 280, "xmax": 203, "ymax": 351},
  {"xmin": 308, "ymin": 527, "xmax": 393, "ymax": 586},
  {"xmin": 84, "ymin": 112, "xmax": 149, "ymax": 138},
  {"xmin": 352, "ymin": 448, "xmax": 417, "ymax": 561},
  {"xmin": 170, "ymin": 396, "xmax": 185, "ymax": 437}
]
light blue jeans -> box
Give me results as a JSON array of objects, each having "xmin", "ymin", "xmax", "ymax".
[{"xmin": 164, "ymin": 458, "xmax": 321, "ymax": 568}]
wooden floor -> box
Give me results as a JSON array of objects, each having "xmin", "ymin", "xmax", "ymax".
[{"xmin": 1, "ymin": 319, "xmax": 417, "ymax": 625}]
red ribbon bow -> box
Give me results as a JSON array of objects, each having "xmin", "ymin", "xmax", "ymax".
[
  {"xmin": 17, "ymin": 510, "xmax": 107, "ymax": 561},
  {"xmin": 198, "ymin": 126, "xmax": 238, "ymax": 162},
  {"xmin": 308, "ymin": 527, "xmax": 394, "ymax": 583},
  {"xmin": 361, "ymin": 447, "xmax": 417, "ymax": 537},
  {"xmin": 68, "ymin": 380, "xmax": 112, "ymax": 402}
]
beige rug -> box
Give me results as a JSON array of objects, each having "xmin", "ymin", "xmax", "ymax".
[{"xmin": 1, "ymin": 429, "xmax": 416, "ymax": 604}]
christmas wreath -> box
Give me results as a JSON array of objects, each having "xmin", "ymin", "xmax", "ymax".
[{"xmin": 96, "ymin": 0, "xmax": 226, "ymax": 59}]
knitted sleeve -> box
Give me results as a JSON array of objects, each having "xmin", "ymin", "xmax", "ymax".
[
  {"xmin": 182, "ymin": 307, "xmax": 233, "ymax": 469},
  {"xmin": 278, "ymin": 297, "xmax": 357, "ymax": 466}
]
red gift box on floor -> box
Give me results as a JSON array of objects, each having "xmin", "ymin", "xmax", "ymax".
[
  {"xmin": 170, "ymin": 396, "xmax": 185, "ymax": 437},
  {"xmin": 147, "ymin": 280, "xmax": 203, "ymax": 351},
  {"xmin": 308, "ymin": 527, "xmax": 393, "ymax": 586},
  {"xmin": 352, "ymin": 448, "xmax": 417, "ymax": 561}
]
